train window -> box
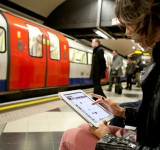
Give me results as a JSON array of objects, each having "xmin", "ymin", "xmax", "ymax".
[
  {"xmin": 104, "ymin": 52, "xmax": 112, "ymax": 68},
  {"xmin": 88, "ymin": 53, "xmax": 92, "ymax": 65},
  {"xmin": 70, "ymin": 48, "xmax": 87, "ymax": 64},
  {"xmin": 26, "ymin": 24, "xmax": 42, "ymax": 57},
  {"xmin": 47, "ymin": 32, "xmax": 60, "ymax": 60},
  {"xmin": 0, "ymin": 28, "xmax": 5, "ymax": 52}
]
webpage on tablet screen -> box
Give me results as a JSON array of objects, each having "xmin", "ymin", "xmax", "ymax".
[{"xmin": 64, "ymin": 92, "xmax": 109, "ymax": 123}]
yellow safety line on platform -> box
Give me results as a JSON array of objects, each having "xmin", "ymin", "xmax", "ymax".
[
  {"xmin": 0, "ymin": 96, "xmax": 58, "ymax": 111},
  {"xmin": 0, "ymin": 89, "xmax": 93, "ymax": 111}
]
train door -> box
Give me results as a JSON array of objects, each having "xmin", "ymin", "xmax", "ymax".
[
  {"xmin": 0, "ymin": 13, "xmax": 8, "ymax": 91},
  {"xmin": 46, "ymin": 31, "xmax": 69, "ymax": 86},
  {"xmin": 5, "ymin": 14, "xmax": 46, "ymax": 90}
]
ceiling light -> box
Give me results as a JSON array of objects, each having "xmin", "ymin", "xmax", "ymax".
[
  {"xmin": 131, "ymin": 39, "xmax": 135, "ymax": 43},
  {"xmin": 112, "ymin": 18, "xmax": 120, "ymax": 25},
  {"xmin": 132, "ymin": 46, "xmax": 136, "ymax": 49},
  {"xmin": 142, "ymin": 61, "xmax": 146, "ymax": 64},
  {"xmin": 93, "ymin": 30, "xmax": 109, "ymax": 39},
  {"xmin": 137, "ymin": 43, "xmax": 145, "ymax": 51}
]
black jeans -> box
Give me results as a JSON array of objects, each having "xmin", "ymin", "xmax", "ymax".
[
  {"xmin": 93, "ymin": 79, "xmax": 106, "ymax": 98},
  {"xmin": 126, "ymin": 74, "xmax": 133, "ymax": 89},
  {"xmin": 109, "ymin": 76, "xmax": 121, "ymax": 90}
]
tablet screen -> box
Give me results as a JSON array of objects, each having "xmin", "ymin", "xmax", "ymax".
[{"xmin": 64, "ymin": 92, "xmax": 110, "ymax": 123}]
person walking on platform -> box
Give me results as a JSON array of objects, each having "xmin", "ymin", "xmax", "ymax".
[
  {"xmin": 107, "ymin": 50, "xmax": 123, "ymax": 91},
  {"xmin": 125, "ymin": 56, "xmax": 136, "ymax": 90},
  {"xmin": 90, "ymin": 38, "xmax": 107, "ymax": 99}
]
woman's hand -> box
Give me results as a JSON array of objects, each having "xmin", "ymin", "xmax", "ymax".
[
  {"xmin": 91, "ymin": 94, "xmax": 125, "ymax": 118},
  {"xmin": 90, "ymin": 120, "xmax": 110, "ymax": 139}
]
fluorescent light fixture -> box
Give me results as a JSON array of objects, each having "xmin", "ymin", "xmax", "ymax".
[
  {"xmin": 141, "ymin": 47, "xmax": 145, "ymax": 52},
  {"xmin": 112, "ymin": 18, "xmax": 120, "ymax": 25},
  {"xmin": 94, "ymin": 30, "xmax": 109, "ymax": 39},
  {"xmin": 132, "ymin": 46, "xmax": 136, "ymax": 49},
  {"xmin": 142, "ymin": 61, "xmax": 146, "ymax": 64},
  {"xmin": 137, "ymin": 43, "xmax": 145, "ymax": 51},
  {"xmin": 131, "ymin": 39, "xmax": 135, "ymax": 43},
  {"xmin": 141, "ymin": 56, "xmax": 151, "ymax": 59}
]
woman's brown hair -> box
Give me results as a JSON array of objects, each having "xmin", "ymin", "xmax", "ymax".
[{"xmin": 115, "ymin": 0, "xmax": 160, "ymax": 48}]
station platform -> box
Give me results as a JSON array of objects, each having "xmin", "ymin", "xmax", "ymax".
[{"xmin": 0, "ymin": 84, "xmax": 142, "ymax": 150}]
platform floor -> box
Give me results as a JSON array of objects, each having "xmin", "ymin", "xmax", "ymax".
[{"xmin": 0, "ymin": 84, "xmax": 142, "ymax": 150}]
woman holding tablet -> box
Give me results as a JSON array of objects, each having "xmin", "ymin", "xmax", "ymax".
[{"xmin": 59, "ymin": 0, "xmax": 160, "ymax": 149}]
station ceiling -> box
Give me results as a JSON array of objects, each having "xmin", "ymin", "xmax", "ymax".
[
  {"xmin": 9, "ymin": 0, "xmax": 65, "ymax": 18},
  {"xmin": 0, "ymin": 0, "xmax": 141, "ymax": 57}
]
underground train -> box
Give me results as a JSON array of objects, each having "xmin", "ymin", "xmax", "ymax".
[{"xmin": 0, "ymin": 9, "xmax": 126, "ymax": 101}]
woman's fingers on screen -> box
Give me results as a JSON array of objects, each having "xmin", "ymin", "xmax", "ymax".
[
  {"xmin": 92, "ymin": 99, "xmax": 103, "ymax": 105},
  {"xmin": 89, "ymin": 94, "xmax": 119, "ymax": 119},
  {"xmin": 91, "ymin": 93, "xmax": 102, "ymax": 99},
  {"xmin": 92, "ymin": 100, "xmax": 110, "ymax": 112}
]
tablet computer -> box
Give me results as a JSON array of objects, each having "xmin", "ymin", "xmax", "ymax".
[{"xmin": 58, "ymin": 90, "xmax": 113, "ymax": 128}]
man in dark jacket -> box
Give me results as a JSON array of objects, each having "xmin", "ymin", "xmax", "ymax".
[{"xmin": 90, "ymin": 38, "xmax": 106, "ymax": 98}]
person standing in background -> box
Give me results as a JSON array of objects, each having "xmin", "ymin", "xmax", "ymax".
[
  {"xmin": 125, "ymin": 56, "xmax": 136, "ymax": 90},
  {"xmin": 90, "ymin": 38, "xmax": 107, "ymax": 99},
  {"xmin": 107, "ymin": 50, "xmax": 123, "ymax": 91}
]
